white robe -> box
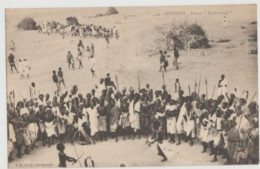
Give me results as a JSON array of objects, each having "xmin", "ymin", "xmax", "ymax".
[
  {"xmin": 166, "ymin": 104, "xmax": 178, "ymax": 134},
  {"xmin": 132, "ymin": 101, "xmax": 141, "ymax": 131},
  {"xmin": 45, "ymin": 121, "xmax": 57, "ymax": 137},
  {"xmin": 176, "ymin": 103, "xmax": 186, "ymax": 134},
  {"xmin": 87, "ymin": 107, "xmax": 99, "ymax": 136}
]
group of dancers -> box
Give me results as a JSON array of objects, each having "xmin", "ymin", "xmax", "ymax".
[{"xmin": 7, "ymin": 73, "xmax": 259, "ymax": 165}]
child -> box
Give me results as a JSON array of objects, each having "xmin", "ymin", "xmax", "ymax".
[{"xmin": 56, "ymin": 143, "xmax": 77, "ymax": 167}]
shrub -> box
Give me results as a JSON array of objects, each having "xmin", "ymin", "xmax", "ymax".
[
  {"xmin": 17, "ymin": 17, "xmax": 37, "ymax": 30},
  {"xmin": 155, "ymin": 22, "xmax": 210, "ymax": 51},
  {"xmin": 106, "ymin": 7, "xmax": 119, "ymax": 15},
  {"xmin": 66, "ymin": 17, "xmax": 79, "ymax": 26},
  {"xmin": 187, "ymin": 24, "xmax": 205, "ymax": 36}
]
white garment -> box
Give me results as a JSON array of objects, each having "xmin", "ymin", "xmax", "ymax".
[
  {"xmin": 218, "ymin": 79, "xmax": 228, "ymax": 96},
  {"xmin": 166, "ymin": 104, "xmax": 178, "ymax": 134},
  {"xmin": 45, "ymin": 121, "xmax": 57, "ymax": 137},
  {"xmin": 132, "ymin": 101, "xmax": 141, "ymax": 131},
  {"xmin": 20, "ymin": 108, "xmax": 29, "ymax": 116},
  {"xmin": 176, "ymin": 103, "xmax": 186, "ymax": 134},
  {"xmin": 87, "ymin": 107, "xmax": 99, "ymax": 136}
]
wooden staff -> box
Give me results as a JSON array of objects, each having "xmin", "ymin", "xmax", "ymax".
[
  {"xmin": 138, "ymin": 72, "xmax": 141, "ymax": 92},
  {"xmin": 194, "ymin": 74, "xmax": 197, "ymax": 93},
  {"xmin": 212, "ymin": 85, "xmax": 216, "ymax": 99},
  {"xmin": 205, "ymin": 76, "xmax": 208, "ymax": 99},
  {"xmin": 198, "ymin": 74, "xmax": 201, "ymax": 95},
  {"xmin": 162, "ymin": 71, "xmax": 165, "ymax": 86},
  {"xmin": 188, "ymin": 85, "xmax": 191, "ymax": 96},
  {"xmin": 115, "ymin": 74, "xmax": 119, "ymax": 92}
]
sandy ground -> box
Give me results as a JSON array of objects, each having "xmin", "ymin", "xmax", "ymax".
[
  {"xmin": 8, "ymin": 138, "xmax": 225, "ymax": 168},
  {"xmin": 5, "ymin": 5, "xmax": 257, "ymax": 168}
]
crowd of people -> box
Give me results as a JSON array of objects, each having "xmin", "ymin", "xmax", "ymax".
[
  {"xmin": 7, "ymin": 73, "xmax": 259, "ymax": 165},
  {"xmin": 38, "ymin": 22, "xmax": 119, "ymax": 42}
]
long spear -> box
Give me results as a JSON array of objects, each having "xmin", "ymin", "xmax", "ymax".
[
  {"xmin": 212, "ymin": 85, "xmax": 216, "ymax": 99},
  {"xmin": 162, "ymin": 71, "xmax": 165, "ymax": 86},
  {"xmin": 205, "ymin": 76, "xmax": 208, "ymax": 99},
  {"xmin": 188, "ymin": 85, "xmax": 191, "ymax": 96},
  {"xmin": 115, "ymin": 74, "xmax": 119, "ymax": 92},
  {"xmin": 138, "ymin": 72, "xmax": 141, "ymax": 92},
  {"xmin": 194, "ymin": 74, "xmax": 197, "ymax": 93},
  {"xmin": 198, "ymin": 74, "xmax": 201, "ymax": 95}
]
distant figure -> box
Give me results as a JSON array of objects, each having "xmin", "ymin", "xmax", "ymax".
[
  {"xmin": 52, "ymin": 70, "xmax": 60, "ymax": 96},
  {"xmin": 56, "ymin": 143, "xmax": 77, "ymax": 168},
  {"xmin": 218, "ymin": 74, "xmax": 228, "ymax": 96},
  {"xmin": 18, "ymin": 59, "xmax": 24, "ymax": 79},
  {"xmin": 223, "ymin": 16, "xmax": 227, "ymax": 28},
  {"xmin": 29, "ymin": 82, "xmax": 39, "ymax": 100},
  {"xmin": 77, "ymin": 40, "xmax": 85, "ymax": 50},
  {"xmin": 58, "ymin": 67, "xmax": 66, "ymax": 88},
  {"xmin": 8, "ymin": 53, "xmax": 19, "ymax": 73},
  {"xmin": 90, "ymin": 55, "xmax": 96, "ymax": 77},
  {"xmin": 105, "ymin": 36, "xmax": 110, "ymax": 48},
  {"xmin": 9, "ymin": 40, "xmax": 15, "ymax": 52},
  {"xmin": 22, "ymin": 59, "xmax": 31, "ymax": 79},
  {"xmin": 159, "ymin": 50, "xmax": 166, "ymax": 72},
  {"xmin": 67, "ymin": 51, "xmax": 74, "ymax": 69},
  {"xmin": 163, "ymin": 51, "xmax": 168, "ymax": 72},
  {"xmin": 77, "ymin": 48, "xmax": 83, "ymax": 69},
  {"xmin": 173, "ymin": 46, "xmax": 179, "ymax": 70},
  {"xmin": 175, "ymin": 78, "xmax": 181, "ymax": 93},
  {"xmin": 91, "ymin": 43, "xmax": 95, "ymax": 56}
]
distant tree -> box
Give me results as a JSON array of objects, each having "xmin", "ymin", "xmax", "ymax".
[
  {"xmin": 17, "ymin": 17, "xmax": 38, "ymax": 30},
  {"xmin": 106, "ymin": 7, "xmax": 119, "ymax": 15},
  {"xmin": 155, "ymin": 22, "xmax": 210, "ymax": 51},
  {"xmin": 66, "ymin": 17, "xmax": 79, "ymax": 26}
]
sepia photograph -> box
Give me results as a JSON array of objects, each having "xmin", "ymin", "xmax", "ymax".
[{"xmin": 5, "ymin": 4, "xmax": 259, "ymax": 168}]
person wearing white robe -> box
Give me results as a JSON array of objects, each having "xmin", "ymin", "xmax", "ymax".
[
  {"xmin": 176, "ymin": 102, "xmax": 186, "ymax": 145},
  {"xmin": 132, "ymin": 96, "xmax": 141, "ymax": 138},
  {"xmin": 165, "ymin": 100, "xmax": 178, "ymax": 143},
  {"xmin": 8, "ymin": 123, "xmax": 16, "ymax": 162},
  {"xmin": 185, "ymin": 103, "xmax": 196, "ymax": 146},
  {"xmin": 87, "ymin": 100, "xmax": 99, "ymax": 143},
  {"xmin": 218, "ymin": 74, "xmax": 228, "ymax": 97}
]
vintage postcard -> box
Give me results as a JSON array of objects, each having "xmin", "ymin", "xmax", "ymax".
[{"xmin": 6, "ymin": 4, "xmax": 258, "ymax": 168}]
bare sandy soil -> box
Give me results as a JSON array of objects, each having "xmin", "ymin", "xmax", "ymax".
[
  {"xmin": 5, "ymin": 5, "xmax": 257, "ymax": 168},
  {"xmin": 9, "ymin": 138, "xmax": 225, "ymax": 168}
]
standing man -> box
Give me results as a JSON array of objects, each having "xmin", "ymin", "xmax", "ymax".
[
  {"xmin": 52, "ymin": 70, "xmax": 60, "ymax": 96},
  {"xmin": 58, "ymin": 67, "xmax": 66, "ymax": 89},
  {"xmin": 90, "ymin": 55, "xmax": 96, "ymax": 77},
  {"xmin": 67, "ymin": 51, "xmax": 73, "ymax": 69},
  {"xmin": 8, "ymin": 53, "xmax": 19, "ymax": 73},
  {"xmin": 23, "ymin": 58, "xmax": 31, "ymax": 79},
  {"xmin": 174, "ymin": 78, "xmax": 181, "ymax": 100},
  {"xmin": 10, "ymin": 40, "xmax": 16, "ymax": 52},
  {"xmin": 77, "ymin": 48, "xmax": 83, "ymax": 69},
  {"xmin": 159, "ymin": 50, "xmax": 165, "ymax": 72},
  {"xmin": 218, "ymin": 74, "xmax": 228, "ymax": 97},
  {"xmin": 29, "ymin": 82, "xmax": 39, "ymax": 100},
  {"xmin": 173, "ymin": 46, "xmax": 179, "ymax": 70}
]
